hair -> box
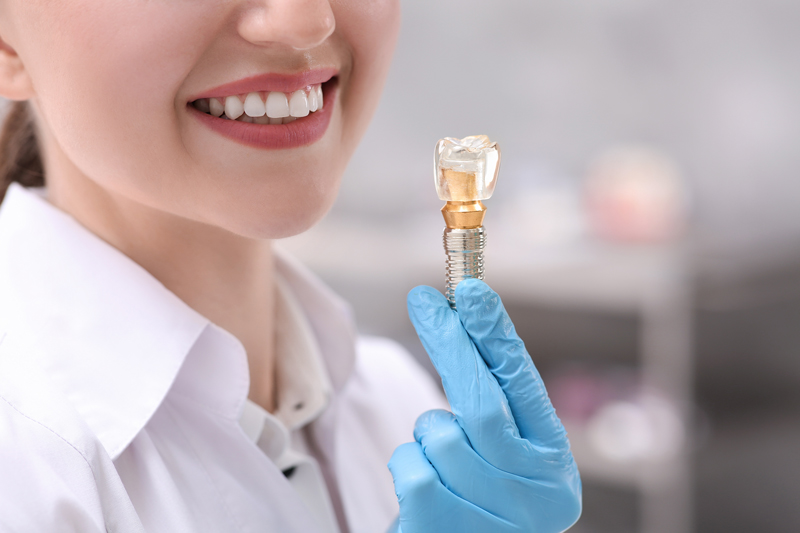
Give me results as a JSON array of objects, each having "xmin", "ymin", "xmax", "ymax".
[{"xmin": 0, "ymin": 101, "xmax": 44, "ymax": 202}]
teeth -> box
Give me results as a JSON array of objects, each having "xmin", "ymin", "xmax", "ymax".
[
  {"xmin": 194, "ymin": 99, "xmax": 210, "ymax": 113},
  {"xmin": 224, "ymin": 96, "xmax": 244, "ymax": 120},
  {"xmin": 243, "ymin": 92, "xmax": 266, "ymax": 117},
  {"xmin": 307, "ymin": 88, "xmax": 318, "ymax": 112},
  {"xmin": 209, "ymin": 98, "xmax": 224, "ymax": 117},
  {"xmin": 266, "ymin": 91, "xmax": 290, "ymax": 118},
  {"xmin": 197, "ymin": 83, "xmax": 324, "ymax": 123},
  {"xmin": 289, "ymin": 90, "xmax": 309, "ymax": 117}
]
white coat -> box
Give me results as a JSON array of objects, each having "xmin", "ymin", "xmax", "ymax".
[{"xmin": 0, "ymin": 184, "xmax": 448, "ymax": 533}]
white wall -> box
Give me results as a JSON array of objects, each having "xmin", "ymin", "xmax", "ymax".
[{"xmin": 331, "ymin": 0, "xmax": 800, "ymax": 252}]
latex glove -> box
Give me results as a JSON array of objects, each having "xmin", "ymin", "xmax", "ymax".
[{"xmin": 387, "ymin": 279, "xmax": 582, "ymax": 533}]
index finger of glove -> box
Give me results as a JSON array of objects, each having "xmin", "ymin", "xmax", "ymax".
[
  {"xmin": 455, "ymin": 279, "xmax": 568, "ymax": 450},
  {"xmin": 407, "ymin": 286, "xmax": 526, "ymax": 470}
]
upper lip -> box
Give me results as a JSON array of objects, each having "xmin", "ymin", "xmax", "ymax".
[{"xmin": 188, "ymin": 67, "xmax": 338, "ymax": 101}]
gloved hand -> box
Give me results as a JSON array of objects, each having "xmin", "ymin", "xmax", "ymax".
[{"xmin": 387, "ymin": 279, "xmax": 582, "ymax": 533}]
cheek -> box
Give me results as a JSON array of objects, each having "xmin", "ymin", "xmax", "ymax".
[
  {"xmin": 334, "ymin": 0, "xmax": 401, "ymax": 151},
  {"xmin": 22, "ymin": 0, "xmax": 220, "ymax": 198}
]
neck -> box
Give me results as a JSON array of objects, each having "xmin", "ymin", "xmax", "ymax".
[{"xmin": 47, "ymin": 169, "xmax": 279, "ymax": 413}]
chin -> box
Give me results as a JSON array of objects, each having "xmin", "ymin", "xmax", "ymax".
[
  {"xmin": 186, "ymin": 152, "xmax": 346, "ymax": 241},
  {"xmin": 211, "ymin": 190, "xmax": 337, "ymax": 241}
]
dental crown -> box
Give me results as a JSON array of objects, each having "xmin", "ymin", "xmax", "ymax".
[
  {"xmin": 435, "ymin": 135, "xmax": 500, "ymax": 229},
  {"xmin": 435, "ymin": 135, "xmax": 500, "ymax": 202}
]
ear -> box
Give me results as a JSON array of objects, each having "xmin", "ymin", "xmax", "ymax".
[{"xmin": 0, "ymin": 36, "xmax": 33, "ymax": 101}]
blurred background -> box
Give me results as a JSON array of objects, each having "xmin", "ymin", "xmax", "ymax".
[{"xmin": 281, "ymin": 1, "xmax": 800, "ymax": 531}]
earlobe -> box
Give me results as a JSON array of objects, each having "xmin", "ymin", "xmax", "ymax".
[{"xmin": 0, "ymin": 36, "xmax": 33, "ymax": 101}]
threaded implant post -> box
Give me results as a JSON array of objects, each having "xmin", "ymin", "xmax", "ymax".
[{"xmin": 443, "ymin": 227, "xmax": 486, "ymax": 309}]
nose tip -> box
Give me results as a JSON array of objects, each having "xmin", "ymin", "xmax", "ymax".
[
  {"xmin": 238, "ymin": 1, "xmax": 336, "ymax": 51},
  {"xmin": 289, "ymin": 11, "xmax": 335, "ymax": 50}
]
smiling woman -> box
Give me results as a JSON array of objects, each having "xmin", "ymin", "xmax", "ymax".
[
  {"xmin": 0, "ymin": 1, "xmax": 582, "ymax": 532},
  {"xmin": 0, "ymin": 0, "xmax": 396, "ymax": 239}
]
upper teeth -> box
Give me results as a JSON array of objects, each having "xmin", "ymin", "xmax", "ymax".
[{"xmin": 194, "ymin": 84, "xmax": 323, "ymax": 123}]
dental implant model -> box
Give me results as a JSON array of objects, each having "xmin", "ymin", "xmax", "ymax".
[{"xmin": 435, "ymin": 135, "xmax": 501, "ymax": 309}]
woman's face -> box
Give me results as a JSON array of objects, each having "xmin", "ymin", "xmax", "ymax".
[{"xmin": 0, "ymin": 0, "xmax": 400, "ymax": 238}]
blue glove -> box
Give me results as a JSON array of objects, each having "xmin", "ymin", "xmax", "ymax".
[{"xmin": 387, "ymin": 279, "xmax": 582, "ymax": 533}]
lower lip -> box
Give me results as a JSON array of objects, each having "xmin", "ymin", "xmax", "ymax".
[{"xmin": 189, "ymin": 82, "xmax": 337, "ymax": 150}]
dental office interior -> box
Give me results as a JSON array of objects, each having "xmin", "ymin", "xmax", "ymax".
[{"xmin": 283, "ymin": 1, "xmax": 800, "ymax": 532}]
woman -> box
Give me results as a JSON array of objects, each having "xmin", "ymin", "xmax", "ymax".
[{"xmin": 0, "ymin": 1, "xmax": 581, "ymax": 532}]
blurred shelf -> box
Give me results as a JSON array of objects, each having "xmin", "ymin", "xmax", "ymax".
[
  {"xmin": 489, "ymin": 243, "xmax": 689, "ymax": 314},
  {"xmin": 280, "ymin": 215, "xmax": 691, "ymax": 314}
]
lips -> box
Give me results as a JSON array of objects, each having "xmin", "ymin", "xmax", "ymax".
[{"xmin": 188, "ymin": 70, "xmax": 338, "ymax": 150}]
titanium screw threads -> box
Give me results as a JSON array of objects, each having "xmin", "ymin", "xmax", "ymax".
[{"xmin": 444, "ymin": 227, "xmax": 486, "ymax": 308}]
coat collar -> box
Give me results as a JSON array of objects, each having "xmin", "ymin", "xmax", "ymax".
[{"xmin": 0, "ymin": 183, "xmax": 356, "ymax": 459}]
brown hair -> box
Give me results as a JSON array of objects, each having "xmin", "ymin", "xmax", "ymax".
[{"xmin": 0, "ymin": 101, "xmax": 44, "ymax": 202}]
